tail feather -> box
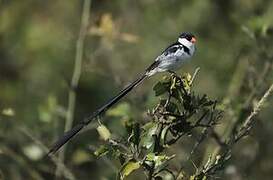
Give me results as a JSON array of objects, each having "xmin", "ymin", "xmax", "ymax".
[
  {"xmin": 48, "ymin": 74, "xmax": 147, "ymax": 155},
  {"xmin": 47, "ymin": 123, "xmax": 84, "ymax": 155}
]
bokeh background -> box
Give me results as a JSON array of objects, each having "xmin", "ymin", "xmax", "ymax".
[{"xmin": 1, "ymin": 0, "xmax": 273, "ymax": 179}]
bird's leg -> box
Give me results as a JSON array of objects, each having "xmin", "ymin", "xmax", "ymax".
[
  {"xmin": 168, "ymin": 70, "xmax": 182, "ymax": 84},
  {"xmin": 167, "ymin": 70, "xmax": 177, "ymax": 77}
]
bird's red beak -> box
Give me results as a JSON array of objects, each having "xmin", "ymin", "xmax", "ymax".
[{"xmin": 191, "ymin": 37, "xmax": 196, "ymax": 43}]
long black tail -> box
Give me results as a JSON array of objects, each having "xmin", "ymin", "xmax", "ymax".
[{"xmin": 48, "ymin": 73, "xmax": 148, "ymax": 155}]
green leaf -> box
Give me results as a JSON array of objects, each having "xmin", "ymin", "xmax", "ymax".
[
  {"xmin": 155, "ymin": 170, "xmax": 175, "ymax": 180},
  {"xmin": 159, "ymin": 100, "xmax": 179, "ymax": 114},
  {"xmin": 124, "ymin": 118, "xmax": 134, "ymax": 134},
  {"xmin": 172, "ymin": 89, "xmax": 181, "ymax": 101},
  {"xmin": 160, "ymin": 125, "xmax": 170, "ymax": 146},
  {"xmin": 119, "ymin": 159, "xmax": 141, "ymax": 179},
  {"xmin": 94, "ymin": 145, "xmax": 109, "ymax": 157},
  {"xmin": 153, "ymin": 81, "xmax": 170, "ymax": 96},
  {"xmin": 128, "ymin": 123, "xmax": 141, "ymax": 146},
  {"xmin": 140, "ymin": 122, "xmax": 158, "ymax": 150},
  {"xmin": 166, "ymin": 102, "xmax": 179, "ymax": 113},
  {"xmin": 145, "ymin": 153, "xmax": 175, "ymax": 172},
  {"xmin": 97, "ymin": 124, "xmax": 111, "ymax": 141},
  {"xmin": 180, "ymin": 73, "xmax": 191, "ymax": 92}
]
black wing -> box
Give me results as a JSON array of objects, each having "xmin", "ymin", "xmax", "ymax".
[
  {"xmin": 146, "ymin": 42, "xmax": 184, "ymax": 73},
  {"xmin": 162, "ymin": 42, "xmax": 183, "ymax": 56}
]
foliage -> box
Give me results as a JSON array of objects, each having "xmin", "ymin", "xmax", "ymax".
[
  {"xmin": 0, "ymin": 0, "xmax": 273, "ymax": 180},
  {"xmin": 93, "ymin": 72, "xmax": 223, "ymax": 179}
]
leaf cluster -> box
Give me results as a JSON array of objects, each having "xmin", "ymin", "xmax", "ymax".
[{"xmin": 94, "ymin": 71, "xmax": 224, "ymax": 180}]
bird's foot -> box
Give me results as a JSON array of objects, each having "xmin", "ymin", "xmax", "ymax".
[{"xmin": 167, "ymin": 70, "xmax": 178, "ymax": 78}]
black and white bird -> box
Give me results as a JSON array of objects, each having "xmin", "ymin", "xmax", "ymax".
[{"xmin": 48, "ymin": 32, "xmax": 196, "ymax": 154}]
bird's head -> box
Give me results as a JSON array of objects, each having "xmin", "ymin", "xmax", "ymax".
[
  {"xmin": 178, "ymin": 32, "xmax": 196, "ymax": 47},
  {"xmin": 178, "ymin": 32, "xmax": 196, "ymax": 55}
]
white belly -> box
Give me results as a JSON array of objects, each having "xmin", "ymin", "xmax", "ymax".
[{"xmin": 156, "ymin": 50, "xmax": 191, "ymax": 71}]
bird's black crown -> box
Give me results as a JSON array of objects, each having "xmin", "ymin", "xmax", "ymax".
[{"xmin": 179, "ymin": 32, "xmax": 195, "ymax": 41}]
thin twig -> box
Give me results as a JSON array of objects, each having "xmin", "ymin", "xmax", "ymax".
[
  {"xmin": 56, "ymin": 0, "xmax": 91, "ymax": 178},
  {"xmin": 190, "ymin": 67, "xmax": 201, "ymax": 86},
  {"xmin": 235, "ymin": 83, "xmax": 273, "ymax": 142}
]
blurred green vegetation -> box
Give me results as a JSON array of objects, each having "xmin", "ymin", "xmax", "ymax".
[{"xmin": 0, "ymin": 0, "xmax": 273, "ymax": 179}]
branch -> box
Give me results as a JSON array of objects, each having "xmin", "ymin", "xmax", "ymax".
[
  {"xmin": 56, "ymin": 0, "xmax": 92, "ymax": 178},
  {"xmin": 235, "ymin": 83, "xmax": 273, "ymax": 142},
  {"xmin": 190, "ymin": 67, "xmax": 201, "ymax": 86}
]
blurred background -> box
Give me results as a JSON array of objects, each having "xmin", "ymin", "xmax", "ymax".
[{"xmin": 0, "ymin": 0, "xmax": 273, "ymax": 179}]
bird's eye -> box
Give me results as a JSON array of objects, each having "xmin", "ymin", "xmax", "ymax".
[
  {"xmin": 186, "ymin": 36, "xmax": 192, "ymax": 41},
  {"xmin": 179, "ymin": 32, "xmax": 195, "ymax": 42}
]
